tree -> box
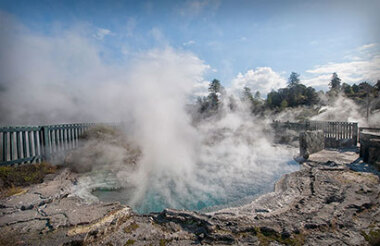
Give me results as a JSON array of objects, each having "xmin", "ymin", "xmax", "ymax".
[
  {"xmin": 352, "ymin": 83, "xmax": 359, "ymax": 93},
  {"xmin": 358, "ymin": 82, "xmax": 374, "ymax": 95},
  {"xmin": 242, "ymin": 87, "xmax": 254, "ymax": 102},
  {"xmin": 207, "ymin": 79, "xmax": 224, "ymax": 111},
  {"xmin": 196, "ymin": 96, "xmax": 209, "ymax": 113},
  {"xmin": 329, "ymin": 72, "xmax": 341, "ymax": 90},
  {"xmin": 280, "ymin": 99, "xmax": 288, "ymax": 110},
  {"xmin": 341, "ymin": 83, "xmax": 353, "ymax": 95},
  {"xmin": 254, "ymin": 91, "xmax": 261, "ymax": 99},
  {"xmin": 375, "ymin": 80, "xmax": 380, "ymax": 91},
  {"xmin": 288, "ymin": 72, "xmax": 300, "ymax": 87},
  {"xmin": 305, "ymin": 86, "xmax": 319, "ymax": 105},
  {"xmin": 207, "ymin": 91, "xmax": 219, "ymax": 110},
  {"xmin": 196, "ymin": 79, "xmax": 225, "ymax": 115},
  {"xmin": 209, "ymin": 79, "xmax": 222, "ymax": 94},
  {"xmin": 265, "ymin": 81, "xmax": 319, "ymax": 109}
]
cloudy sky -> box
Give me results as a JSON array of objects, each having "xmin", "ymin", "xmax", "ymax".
[{"xmin": 0, "ymin": 0, "xmax": 379, "ymax": 95}]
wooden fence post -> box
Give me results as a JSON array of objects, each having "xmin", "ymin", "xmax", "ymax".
[
  {"xmin": 41, "ymin": 126, "xmax": 51, "ymax": 161},
  {"xmin": 353, "ymin": 123, "xmax": 358, "ymax": 146},
  {"xmin": 2, "ymin": 131, "xmax": 7, "ymax": 162}
]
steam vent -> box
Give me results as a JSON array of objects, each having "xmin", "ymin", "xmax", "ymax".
[{"xmin": 1, "ymin": 1, "xmax": 380, "ymax": 245}]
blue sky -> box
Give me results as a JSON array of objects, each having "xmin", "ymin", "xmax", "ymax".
[{"xmin": 1, "ymin": 0, "xmax": 379, "ymax": 93}]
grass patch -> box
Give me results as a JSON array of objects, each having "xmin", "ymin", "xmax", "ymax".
[
  {"xmin": 361, "ymin": 229, "xmax": 380, "ymax": 246},
  {"xmin": 4, "ymin": 185, "xmax": 26, "ymax": 196},
  {"xmin": 123, "ymin": 222, "xmax": 139, "ymax": 234},
  {"xmin": 0, "ymin": 162, "xmax": 57, "ymax": 198},
  {"xmin": 255, "ymin": 227, "xmax": 305, "ymax": 246},
  {"xmin": 124, "ymin": 239, "xmax": 135, "ymax": 245},
  {"xmin": 0, "ymin": 162, "xmax": 57, "ymax": 188},
  {"xmin": 159, "ymin": 239, "xmax": 167, "ymax": 246},
  {"xmin": 80, "ymin": 124, "xmax": 119, "ymax": 140}
]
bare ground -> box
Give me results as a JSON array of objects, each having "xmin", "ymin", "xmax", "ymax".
[{"xmin": 0, "ymin": 148, "xmax": 379, "ymax": 246}]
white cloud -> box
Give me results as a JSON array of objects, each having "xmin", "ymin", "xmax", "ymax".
[
  {"xmin": 302, "ymin": 43, "xmax": 380, "ymax": 89},
  {"xmin": 231, "ymin": 67, "xmax": 287, "ymax": 96},
  {"xmin": 183, "ymin": 40, "xmax": 195, "ymax": 46},
  {"xmin": 304, "ymin": 55, "xmax": 380, "ymax": 89},
  {"xmin": 358, "ymin": 43, "xmax": 378, "ymax": 51},
  {"xmin": 178, "ymin": 0, "xmax": 220, "ymax": 17},
  {"xmin": 94, "ymin": 28, "xmax": 112, "ymax": 40}
]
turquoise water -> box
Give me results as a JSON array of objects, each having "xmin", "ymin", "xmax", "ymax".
[{"xmin": 93, "ymin": 159, "xmax": 299, "ymax": 214}]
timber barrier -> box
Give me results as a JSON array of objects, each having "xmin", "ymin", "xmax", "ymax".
[
  {"xmin": 272, "ymin": 120, "xmax": 358, "ymax": 148},
  {"xmin": 359, "ymin": 127, "xmax": 380, "ymax": 166},
  {"xmin": 0, "ymin": 123, "xmax": 95, "ymax": 166}
]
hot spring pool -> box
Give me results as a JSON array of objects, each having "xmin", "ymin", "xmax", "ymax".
[{"xmin": 90, "ymin": 159, "xmax": 299, "ymax": 214}]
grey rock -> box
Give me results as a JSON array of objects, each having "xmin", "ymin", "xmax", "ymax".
[
  {"xmin": 299, "ymin": 130, "xmax": 324, "ymax": 159},
  {"xmin": 0, "ymin": 150, "xmax": 379, "ymax": 246}
]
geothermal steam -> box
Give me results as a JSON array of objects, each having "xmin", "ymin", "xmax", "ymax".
[{"xmin": 0, "ymin": 14, "xmax": 299, "ymax": 213}]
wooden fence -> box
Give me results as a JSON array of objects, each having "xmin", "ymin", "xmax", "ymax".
[
  {"xmin": 359, "ymin": 127, "xmax": 380, "ymax": 134},
  {"xmin": 272, "ymin": 120, "xmax": 358, "ymax": 148},
  {"xmin": 359, "ymin": 128, "xmax": 380, "ymax": 164},
  {"xmin": 0, "ymin": 123, "xmax": 95, "ymax": 166}
]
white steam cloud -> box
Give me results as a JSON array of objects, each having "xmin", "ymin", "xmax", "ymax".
[
  {"xmin": 0, "ymin": 12, "xmax": 299, "ymax": 213},
  {"xmin": 311, "ymin": 94, "xmax": 380, "ymax": 127}
]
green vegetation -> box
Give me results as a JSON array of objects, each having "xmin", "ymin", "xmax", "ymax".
[
  {"xmin": 196, "ymin": 73, "xmax": 380, "ymax": 117},
  {"xmin": 159, "ymin": 239, "xmax": 167, "ymax": 246},
  {"xmin": 1, "ymin": 186, "xmax": 26, "ymax": 197},
  {"xmin": 329, "ymin": 72, "xmax": 341, "ymax": 90},
  {"xmin": 123, "ymin": 222, "xmax": 139, "ymax": 233},
  {"xmin": 124, "ymin": 239, "xmax": 136, "ymax": 245},
  {"xmin": 0, "ymin": 162, "xmax": 57, "ymax": 197},
  {"xmin": 361, "ymin": 229, "xmax": 380, "ymax": 246},
  {"xmin": 197, "ymin": 79, "xmax": 226, "ymax": 114},
  {"xmin": 267, "ymin": 72, "xmax": 319, "ymax": 109},
  {"xmin": 254, "ymin": 227, "xmax": 305, "ymax": 246},
  {"xmin": 0, "ymin": 162, "xmax": 57, "ymax": 187}
]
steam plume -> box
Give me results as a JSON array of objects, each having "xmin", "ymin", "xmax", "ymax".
[{"xmin": 0, "ymin": 12, "xmax": 299, "ymax": 213}]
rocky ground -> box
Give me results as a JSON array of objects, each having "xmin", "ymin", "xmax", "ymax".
[{"xmin": 0, "ymin": 149, "xmax": 379, "ymax": 246}]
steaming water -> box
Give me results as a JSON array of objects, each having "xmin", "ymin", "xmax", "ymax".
[
  {"xmin": 73, "ymin": 113, "xmax": 300, "ymax": 214},
  {"xmin": 82, "ymin": 154, "xmax": 299, "ymax": 214}
]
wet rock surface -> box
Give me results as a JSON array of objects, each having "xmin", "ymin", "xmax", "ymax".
[
  {"xmin": 299, "ymin": 130, "xmax": 324, "ymax": 159},
  {"xmin": 1, "ymin": 149, "xmax": 379, "ymax": 245}
]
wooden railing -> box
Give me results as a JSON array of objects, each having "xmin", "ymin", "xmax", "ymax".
[
  {"xmin": 272, "ymin": 120, "xmax": 358, "ymax": 147},
  {"xmin": 359, "ymin": 127, "xmax": 380, "ymax": 134},
  {"xmin": 359, "ymin": 128, "xmax": 380, "ymax": 163},
  {"xmin": 0, "ymin": 123, "xmax": 95, "ymax": 166}
]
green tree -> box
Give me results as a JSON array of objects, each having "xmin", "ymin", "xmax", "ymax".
[
  {"xmin": 207, "ymin": 79, "xmax": 224, "ymax": 111},
  {"xmin": 288, "ymin": 72, "xmax": 300, "ymax": 87},
  {"xmin": 196, "ymin": 96, "xmax": 209, "ymax": 113},
  {"xmin": 374, "ymin": 80, "xmax": 380, "ymax": 91},
  {"xmin": 341, "ymin": 83, "xmax": 353, "ymax": 95},
  {"xmin": 280, "ymin": 99, "xmax": 288, "ymax": 110},
  {"xmin": 305, "ymin": 86, "xmax": 319, "ymax": 105},
  {"xmin": 209, "ymin": 79, "xmax": 222, "ymax": 94},
  {"xmin": 242, "ymin": 87, "xmax": 254, "ymax": 101},
  {"xmin": 254, "ymin": 91, "xmax": 261, "ymax": 99},
  {"xmin": 329, "ymin": 72, "xmax": 341, "ymax": 90},
  {"xmin": 266, "ymin": 92, "xmax": 273, "ymax": 107},
  {"xmin": 352, "ymin": 83, "xmax": 359, "ymax": 93}
]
